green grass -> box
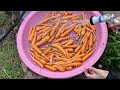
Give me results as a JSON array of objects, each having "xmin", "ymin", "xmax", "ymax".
[{"xmin": 0, "ymin": 40, "xmax": 24, "ymax": 79}]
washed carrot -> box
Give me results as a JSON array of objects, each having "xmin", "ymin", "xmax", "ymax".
[
  {"xmin": 28, "ymin": 27, "xmax": 33, "ymax": 41},
  {"xmin": 75, "ymin": 45, "xmax": 81, "ymax": 53},
  {"xmin": 61, "ymin": 14, "xmax": 80, "ymax": 20},
  {"xmin": 65, "ymin": 66, "xmax": 73, "ymax": 71},
  {"xmin": 50, "ymin": 21, "xmax": 60, "ymax": 37},
  {"xmin": 81, "ymin": 26, "xmax": 86, "ymax": 36},
  {"xmin": 49, "ymin": 54, "xmax": 54, "ymax": 65},
  {"xmin": 85, "ymin": 45, "xmax": 96, "ymax": 55},
  {"xmin": 93, "ymin": 34, "xmax": 96, "ymax": 43},
  {"xmin": 68, "ymin": 53, "xmax": 74, "ymax": 57},
  {"xmin": 52, "ymin": 44, "xmax": 66, "ymax": 56},
  {"xmin": 33, "ymin": 57, "xmax": 44, "ymax": 68},
  {"xmin": 36, "ymin": 36, "xmax": 50, "ymax": 47},
  {"xmin": 82, "ymin": 49, "xmax": 95, "ymax": 62},
  {"xmin": 89, "ymin": 33, "xmax": 93, "ymax": 48},
  {"xmin": 56, "ymin": 23, "xmax": 66, "ymax": 38},
  {"xmin": 61, "ymin": 40, "xmax": 69, "ymax": 45},
  {"xmin": 48, "ymin": 33, "xmax": 55, "ymax": 42},
  {"xmin": 29, "ymin": 26, "xmax": 36, "ymax": 42},
  {"xmin": 86, "ymin": 27, "xmax": 94, "ymax": 33},
  {"xmin": 64, "ymin": 62, "xmax": 81, "ymax": 67},
  {"xmin": 41, "ymin": 28, "xmax": 51, "ymax": 38},
  {"xmin": 74, "ymin": 58, "xmax": 82, "ymax": 62},
  {"xmin": 44, "ymin": 47, "xmax": 51, "ymax": 55},
  {"xmin": 75, "ymin": 53, "xmax": 86, "ymax": 58},
  {"xmin": 37, "ymin": 34, "xmax": 42, "ymax": 41},
  {"xmin": 65, "ymin": 49, "xmax": 69, "ymax": 58},
  {"xmin": 45, "ymin": 65, "xmax": 57, "ymax": 72},
  {"xmin": 32, "ymin": 45, "xmax": 48, "ymax": 60},
  {"xmin": 55, "ymin": 66, "xmax": 65, "ymax": 72},
  {"xmin": 55, "ymin": 36, "xmax": 71, "ymax": 43},
  {"xmin": 81, "ymin": 39, "xmax": 88, "ymax": 53},
  {"xmin": 66, "ymin": 48, "xmax": 74, "ymax": 53},
  {"xmin": 65, "ymin": 23, "xmax": 76, "ymax": 30},
  {"xmin": 89, "ymin": 24, "xmax": 95, "ymax": 31},
  {"xmin": 86, "ymin": 41, "xmax": 89, "ymax": 51},
  {"xmin": 61, "ymin": 26, "xmax": 75, "ymax": 37},
  {"xmin": 66, "ymin": 11, "xmax": 72, "ymax": 15},
  {"xmin": 62, "ymin": 45, "xmax": 78, "ymax": 48},
  {"xmin": 65, "ymin": 40, "xmax": 74, "ymax": 45},
  {"xmin": 31, "ymin": 31, "xmax": 37, "ymax": 45}
]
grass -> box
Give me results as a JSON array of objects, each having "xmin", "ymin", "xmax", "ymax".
[{"xmin": 0, "ymin": 40, "xmax": 24, "ymax": 79}]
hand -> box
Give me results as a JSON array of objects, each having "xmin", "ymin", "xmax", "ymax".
[
  {"xmin": 109, "ymin": 17, "xmax": 120, "ymax": 28},
  {"xmin": 84, "ymin": 67, "xmax": 109, "ymax": 79}
]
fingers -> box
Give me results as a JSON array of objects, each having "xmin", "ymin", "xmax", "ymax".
[
  {"xmin": 84, "ymin": 69, "xmax": 93, "ymax": 79},
  {"xmin": 109, "ymin": 23, "xmax": 120, "ymax": 28}
]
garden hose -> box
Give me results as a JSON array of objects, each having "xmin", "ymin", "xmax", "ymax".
[{"xmin": 0, "ymin": 11, "xmax": 26, "ymax": 42}]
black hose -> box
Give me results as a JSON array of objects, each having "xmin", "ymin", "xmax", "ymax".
[{"xmin": 0, "ymin": 11, "xmax": 26, "ymax": 42}]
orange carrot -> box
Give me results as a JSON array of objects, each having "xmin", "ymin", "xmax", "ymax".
[
  {"xmin": 82, "ymin": 49, "xmax": 95, "ymax": 62},
  {"xmin": 32, "ymin": 45, "xmax": 48, "ymax": 60},
  {"xmin": 33, "ymin": 57, "xmax": 44, "ymax": 68},
  {"xmin": 41, "ymin": 28, "xmax": 51, "ymax": 38},
  {"xmin": 61, "ymin": 14, "xmax": 80, "ymax": 20},
  {"xmin": 29, "ymin": 26, "xmax": 36, "ymax": 42},
  {"xmin": 55, "ymin": 36, "xmax": 71, "ymax": 43},
  {"xmin": 64, "ymin": 62, "xmax": 81, "ymax": 67},
  {"xmin": 66, "ymin": 11, "xmax": 72, "ymax": 15},
  {"xmin": 28, "ymin": 27, "xmax": 33, "ymax": 41},
  {"xmin": 68, "ymin": 53, "xmax": 74, "ymax": 57},
  {"xmin": 93, "ymin": 34, "xmax": 96, "ymax": 43},
  {"xmin": 55, "ymin": 66, "xmax": 65, "ymax": 72},
  {"xmin": 85, "ymin": 45, "xmax": 96, "ymax": 55},
  {"xmin": 65, "ymin": 49, "xmax": 70, "ymax": 58},
  {"xmin": 52, "ymin": 44, "xmax": 66, "ymax": 56},
  {"xmin": 31, "ymin": 31, "xmax": 37, "ymax": 45},
  {"xmin": 86, "ymin": 27, "xmax": 94, "ymax": 33},
  {"xmin": 61, "ymin": 40, "xmax": 69, "ymax": 45},
  {"xmin": 75, "ymin": 45, "xmax": 81, "ymax": 53},
  {"xmin": 36, "ymin": 36, "xmax": 50, "ymax": 47},
  {"xmin": 81, "ymin": 26, "xmax": 86, "ymax": 36},
  {"xmin": 75, "ymin": 53, "xmax": 86, "ymax": 58},
  {"xmin": 56, "ymin": 23, "xmax": 67, "ymax": 38},
  {"xmin": 62, "ymin": 45, "xmax": 78, "ymax": 48},
  {"xmin": 45, "ymin": 65, "xmax": 57, "ymax": 72},
  {"xmin": 81, "ymin": 39, "xmax": 88, "ymax": 53},
  {"xmin": 50, "ymin": 21, "xmax": 60, "ymax": 37},
  {"xmin": 66, "ymin": 48, "xmax": 74, "ymax": 52},
  {"xmin": 89, "ymin": 24, "xmax": 95, "ymax": 31},
  {"xmin": 89, "ymin": 33, "xmax": 93, "ymax": 48},
  {"xmin": 86, "ymin": 41, "xmax": 89, "ymax": 51},
  {"xmin": 37, "ymin": 34, "xmax": 42, "ymax": 41},
  {"xmin": 65, "ymin": 66, "xmax": 73, "ymax": 71},
  {"xmin": 61, "ymin": 26, "xmax": 75, "ymax": 37},
  {"xmin": 48, "ymin": 34, "xmax": 55, "ymax": 42},
  {"xmin": 74, "ymin": 58, "xmax": 82, "ymax": 62},
  {"xmin": 65, "ymin": 40, "xmax": 74, "ymax": 45},
  {"xmin": 49, "ymin": 54, "xmax": 54, "ymax": 65},
  {"xmin": 44, "ymin": 47, "xmax": 51, "ymax": 55}
]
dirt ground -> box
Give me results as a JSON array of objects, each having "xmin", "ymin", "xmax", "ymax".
[{"xmin": 0, "ymin": 11, "xmax": 120, "ymax": 79}]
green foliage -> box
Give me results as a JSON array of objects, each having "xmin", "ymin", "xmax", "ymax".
[{"xmin": 100, "ymin": 30, "xmax": 120, "ymax": 70}]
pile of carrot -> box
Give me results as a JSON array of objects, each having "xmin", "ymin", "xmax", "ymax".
[{"xmin": 28, "ymin": 11, "xmax": 96, "ymax": 72}]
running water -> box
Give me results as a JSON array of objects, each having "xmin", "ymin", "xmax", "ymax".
[{"xmin": 74, "ymin": 19, "xmax": 90, "ymax": 26}]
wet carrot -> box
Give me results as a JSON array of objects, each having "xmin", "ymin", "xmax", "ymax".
[
  {"xmin": 50, "ymin": 21, "xmax": 60, "ymax": 37},
  {"xmin": 82, "ymin": 49, "xmax": 95, "ymax": 62},
  {"xmin": 66, "ymin": 11, "xmax": 72, "ymax": 15},
  {"xmin": 41, "ymin": 28, "xmax": 51, "ymax": 38},
  {"xmin": 62, "ymin": 45, "xmax": 78, "ymax": 48},
  {"xmin": 75, "ymin": 45, "xmax": 81, "ymax": 53},
  {"xmin": 66, "ymin": 48, "xmax": 74, "ymax": 52},
  {"xmin": 65, "ymin": 49, "xmax": 69, "ymax": 58},
  {"xmin": 37, "ymin": 34, "xmax": 42, "ymax": 41},
  {"xmin": 75, "ymin": 53, "xmax": 86, "ymax": 58},
  {"xmin": 56, "ymin": 23, "xmax": 67, "ymax": 38},
  {"xmin": 29, "ymin": 26, "xmax": 36, "ymax": 42},
  {"xmin": 65, "ymin": 40, "xmax": 74, "ymax": 45},
  {"xmin": 61, "ymin": 26, "xmax": 75, "ymax": 37},
  {"xmin": 61, "ymin": 40, "xmax": 69, "ymax": 45},
  {"xmin": 89, "ymin": 24, "xmax": 95, "ymax": 31},
  {"xmin": 45, "ymin": 65, "xmax": 57, "ymax": 72},
  {"xmin": 61, "ymin": 14, "xmax": 80, "ymax": 20},
  {"xmin": 49, "ymin": 54, "xmax": 54, "ymax": 65},
  {"xmin": 86, "ymin": 27, "xmax": 94, "ymax": 33},
  {"xmin": 32, "ymin": 45, "xmax": 48, "ymax": 60},
  {"xmin": 52, "ymin": 44, "xmax": 66, "ymax": 56},
  {"xmin": 86, "ymin": 41, "xmax": 89, "ymax": 51},
  {"xmin": 64, "ymin": 62, "xmax": 81, "ymax": 67},
  {"xmin": 81, "ymin": 39, "xmax": 88, "ymax": 54},
  {"xmin": 74, "ymin": 58, "xmax": 82, "ymax": 62},
  {"xmin": 36, "ymin": 36, "xmax": 50, "ymax": 47},
  {"xmin": 55, "ymin": 36, "xmax": 71, "ymax": 43},
  {"xmin": 33, "ymin": 57, "xmax": 44, "ymax": 68},
  {"xmin": 93, "ymin": 34, "xmax": 96, "ymax": 43},
  {"xmin": 65, "ymin": 66, "xmax": 73, "ymax": 71},
  {"xmin": 55, "ymin": 66, "xmax": 65, "ymax": 72},
  {"xmin": 89, "ymin": 33, "xmax": 93, "ymax": 48},
  {"xmin": 28, "ymin": 27, "xmax": 33, "ymax": 41},
  {"xmin": 81, "ymin": 26, "xmax": 86, "ymax": 36},
  {"xmin": 48, "ymin": 34, "xmax": 55, "ymax": 42},
  {"xmin": 68, "ymin": 53, "xmax": 74, "ymax": 57},
  {"xmin": 85, "ymin": 45, "xmax": 96, "ymax": 55},
  {"xmin": 44, "ymin": 47, "xmax": 51, "ymax": 55},
  {"xmin": 31, "ymin": 31, "xmax": 37, "ymax": 45}
]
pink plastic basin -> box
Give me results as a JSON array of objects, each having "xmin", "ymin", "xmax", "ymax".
[{"xmin": 17, "ymin": 11, "xmax": 108, "ymax": 79}]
